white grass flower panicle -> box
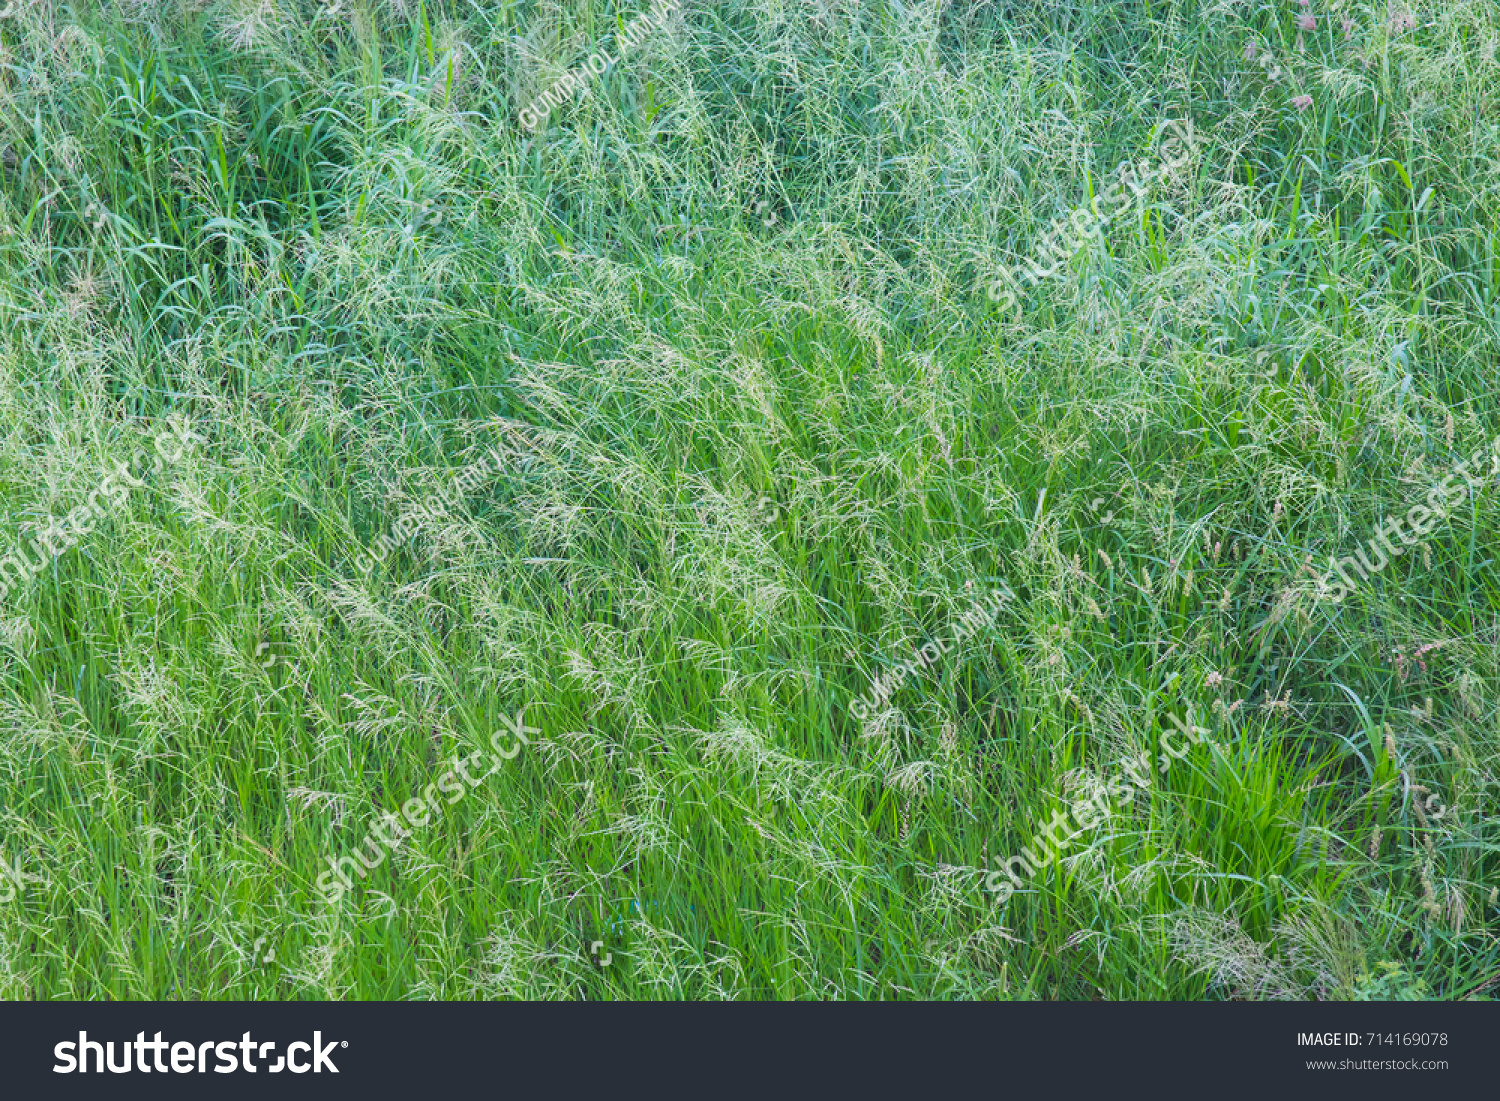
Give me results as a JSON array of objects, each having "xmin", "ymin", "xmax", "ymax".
[{"xmin": 217, "ymin": 0, "xmax": 287, "ymax": 53}]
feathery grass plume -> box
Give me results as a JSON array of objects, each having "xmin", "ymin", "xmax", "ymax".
[{"xmin": 1168, "ymin": 909, "xmax": 1301, "ymax": 1000}]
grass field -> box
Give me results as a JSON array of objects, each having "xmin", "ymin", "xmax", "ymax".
[{"xmin": 0, "ymin": 0, "xmax": 1497, "ymax": 1000}]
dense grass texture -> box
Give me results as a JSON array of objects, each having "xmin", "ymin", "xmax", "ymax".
[{"xmin": 0, "ymin": 0, "xmax": 1497, "ymax": 1000}]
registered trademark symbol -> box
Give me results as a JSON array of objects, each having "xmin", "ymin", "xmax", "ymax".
[{"xmin": 341, "ymin": 1041, "xmax": 348, "ymax": 1047}]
